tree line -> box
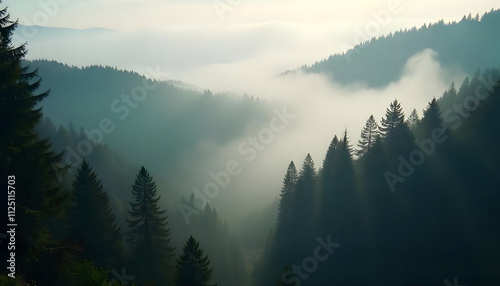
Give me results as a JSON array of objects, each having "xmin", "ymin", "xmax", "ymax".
[{"xmin": 254, "ymin": 69, "xmax": 500, "ymax": 285}]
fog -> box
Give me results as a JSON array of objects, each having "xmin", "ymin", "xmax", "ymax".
[
  {"xmin": 12, "ymin": 20, "xmax": 470, "ymax": 225},
  {"xmin": 183, "ymin": 48, "xmax": 464, "ymax": 222}
]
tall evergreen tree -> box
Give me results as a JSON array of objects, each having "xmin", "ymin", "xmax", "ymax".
[
  {"xmin": 175, "ymin": 236, "xmax": 213, "ymax": 286},
  {"xmin": 277, "ymin": 161, "xmax": 297, "ymax": 230},
  {"xmin": 68, "ymin": 160, "xmax": 123, "ymax": 269},
  {"xmin": 293, "ymin": 154, "xmax": 317, "ymax": 230},
  {"xmin": 380, "ymin": 99, "xmax": 405, "ymax": 137},
  {"xmin": 0, "ymin": 3, "xmax": 76, "ymax": 284},
  {"xmin": 405, "ymin": 108, "xmax": 420, "ymax": 130},
  {"xmin": 126, "ymin": 167, "xmax": 174, "ymax": 284},
  {"xmin": 418, "ymin": 98, "xmax": 443, "ymax": 135},
  {"xmin": 356, "ymin": 115, "xmax": 380, "ymax": 157}
]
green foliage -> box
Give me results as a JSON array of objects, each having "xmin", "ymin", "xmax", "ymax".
[
  {"xmin": 68, "ymin": 260, "xmax": 111, "ymax": 286},
  {"xmin": 126, "ymin": 167, "xmax": 174, "ymax": 284},
  {"xmin": 0, "ymin": 3, "xmax": 74, "ymax": 284},
  {"xmin": 175, "ymin": 236, "xmax": 213, "ymax": 286},
  {"xmin": 68, "ymin": 160, "xmax": 124, "ymax": 269}
]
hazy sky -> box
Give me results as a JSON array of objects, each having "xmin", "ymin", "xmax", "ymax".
[{"xmin": 4, "ymin": 0, "xmax": 498, "ymax": 30}]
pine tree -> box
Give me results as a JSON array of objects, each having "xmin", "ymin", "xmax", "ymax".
[
  {"xmin": 292, "ymin": 154, "xmax": 317, "ymax": 248},
  {"xmin": 405, "ymin": 109, "xmax": 420, "ymax": 130},
  {"xmin": 380, "ymin": 99, "xmax": 405, "ymax": 137},
  {"xmin": 418, "ymin": 98, "xmax": 443, "ymax": 135},
  {"xmin": 68, "ymin": 160, "xmax": 123, "ymax": 269},
  {"xmin": 356, "ymin": 115, "xmax": 380, "ymax": 157},
  {"xmin": 0, "ymin": 3, "xmax": 75, "ymax": 284},
  {"xmin": 175, "ymin": 236, "xmax": 213, "ymax": 286},
  {"xmin": 126, "ymin": 167, "xmax": 174, "ymax": 284},
  {"xmin": 277, "ymin": 161, "xmax": 297, "ymax": 229}
]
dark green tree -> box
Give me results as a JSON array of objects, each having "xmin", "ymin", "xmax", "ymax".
[
  {"xmin": 418, "ymin": 98, "xmax": 443, "ymax": 134},
  {"xmin": 293, "ymin": 154, "xmax": 317, "ymax": 233},
  {"xmin": 175, "ymin": 236, "xmax": 213, "ymax": 286},
  {"xmin": 126, "ymin": 167, "xmax": 174, "ymax": 284},
  {"xmin": 277, "ymin": 161, "xmax": 297, "ymax": 229},
  {"xmin": 68, "ymin": 160, "xmax": 123, "ymax": 269},
  {"xmin": 380, "ymin": 99, "xmax": 405, "ymax": 137},
  {"xmin": 0, "ymin": 3, "xmax": 75, "ymax": 284},
  {"xmin": 356, "ymin": 115, "xmax": 380, "ymax": 157}
]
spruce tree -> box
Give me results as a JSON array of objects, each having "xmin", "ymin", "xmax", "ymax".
[
  {"xmin": 126, "ymin": 167, "xmax": 174, "ymax": 284},
  {"xmin": 380, "ymin": 99, "xmax": 405, "ymax": 137},
  {"xmin": 405, "ymin": 109, "xmax": 420, "ymax": 130},
  {"xmin": 418, "ymin": 98, "xmax": 443, "ymax": 135},
  {"xmin": 0, "ymin": 3, "xmax": 75, "ymax": 284},
  {"xmin": 356, "ymin": 115, "xmax": 380, "ymax": 157},
  {"xmin": 68, "ymin": 160, "xmax": 123, "ymax": 269},
  {"xmin": 277, "ymin": 161, "xmax": 297, "ymax": 230},
  {"xmin": 175, "ymin": 236, "xmax": 213, "ymax": 286}
]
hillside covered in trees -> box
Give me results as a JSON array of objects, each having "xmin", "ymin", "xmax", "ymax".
[
  {"xmin": 293, "ymin": 8, "xmax": 500, "ymax": 87},
  {"xmin": 2, "ymin": 1, "xmax": 500, "ymax": 285}
]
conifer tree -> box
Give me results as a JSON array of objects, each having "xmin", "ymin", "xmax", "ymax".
[
  {"xmin": 126, "ymin": 167, "xmax": 174, "ymax": 284},
  {"xmin": 68, "ymin": 160, "xmax": 123, "ymax": 269},
  {"xmin": 292, "ymin": 154, "xmax": 317, "ymax": 245},
  {"xmin": 0, "ymin": 3, "xmax": 75, "ymax": 283},
  {"xmin": 277, "ymin": 161, "xmax": 297, "ymax": 229},
  {"xmin": 175, "ymin": 236, "xmax": 213, "ymax": 286},
  {"xmin": 356, "ymin": 115, "xmax": 380, "ymax": 157},
  {"xmin": 380, "ymin": 99, "xmax": 405, "ymax": 137},
  {"xmin": 419, "ymin": 98, "xmax": 443, "ymax": 135},
  {"xmin": 405, "ymin": 109, "xmax": 420, "ymax": 130}
]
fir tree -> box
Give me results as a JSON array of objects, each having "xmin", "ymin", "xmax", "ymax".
[
  {"xmin": 419, "ymin": 98, "xmax": 443, "ymax": 135},
  {"xmin": 175, "ymin": 236, "xmax": 213, "ymax": 286},
  {"xmin": 356, "ymin": 115, "xmax": 380, "ymax": 156},
  {"xmin": 68, "ymin": 160, "xmax": 123, "ymax": 269},
  {"xmin": 0, "ymin": 3, "xmax": 75, "ymax": 284},
  {"xmin": 277, "ymin": 161, "xmax": 297, "ymax": 229},
  {"xmin": 405, "ymin": 109, "xmax": 420, "ymax": 130},
  {"xmin": 380, "ymin": 99, "xmax": 405, "ymax": 137},
  {"xmin": 126, "ymin": 167, "xmax": 174, "ymax": 284}
]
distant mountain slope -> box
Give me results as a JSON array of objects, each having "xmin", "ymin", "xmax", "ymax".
[
  {"xmin": 28, "ymin": 60, "xmax": 271, "ymax": 176},
  {"xmin": 295, "ymin": 8, "xmax": 500, "ymax": 87}
]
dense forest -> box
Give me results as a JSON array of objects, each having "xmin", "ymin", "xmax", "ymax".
[
  {"xmin": 292, "ymin": 8, "xmax": 500, "ymax": 87},
  {"xmin": 2, "ymin": 1, "xmax": 500, "ymax": 285},
  {"xmin": 254, "ymin": 68, "xmax": 500, "ymax": 285}
]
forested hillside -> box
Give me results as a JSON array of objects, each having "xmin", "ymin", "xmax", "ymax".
[
  {"xmin": 294, "ymin": 8, "xmax": 500, "ymax": 87},
  {"xmin": 254, "ymin": 68, "xmax": 500, "ymax": 285}
]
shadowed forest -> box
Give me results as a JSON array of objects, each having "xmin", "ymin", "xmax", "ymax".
[{"xmin": 1, "ymin": 2, "xmax": 500, "ymax": 286}]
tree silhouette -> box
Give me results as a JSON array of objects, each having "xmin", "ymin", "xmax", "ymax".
[
  {"xmin": 406, "ymin": 108, "xmax": 420, "ymax": 130},
  {"xmin": 356, "ymin": 115, "xmax": 380, "ymax": 157},
  {"xmin": 175, "ymin": 236, "xmax": 213, "ymax": 286},
  {"xmin": 68, "ymin": 160, "xmax": 123, "ymax": 269},
  {"xmin": 277, "ymin": 161, "xmax": 297, "ymax": 230},
  {"xmin": 0, "ymin": 3, "xmax": 76, "ymax": 283},
  {"xmin": 380, "ymin": 99, "xmax": 405, "ymax": 137},
  {"xmin": 126, "ymin": 166, "xmax": 174, "ymax": 284}
]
